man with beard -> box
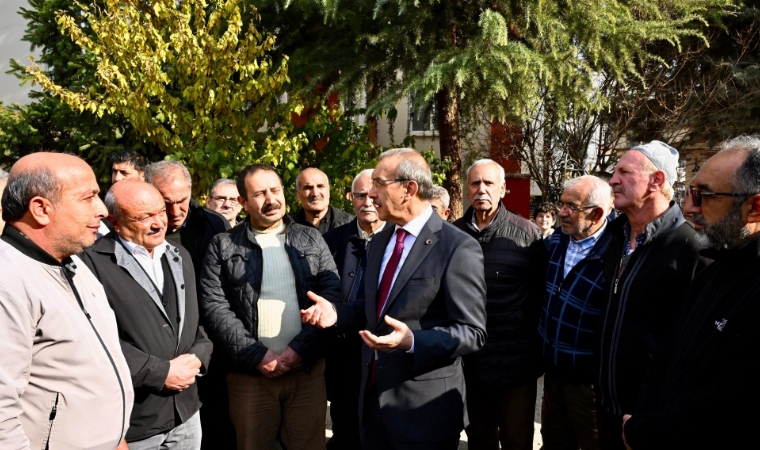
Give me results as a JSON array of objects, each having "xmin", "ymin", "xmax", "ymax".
[
  {"xmin": 452, "ymin": 159, "xmax": 547, "ymax": 450},
  {"xmin": 596, "ymin": 141, "xmax": 709, "ymax": 450},
  {"xmin": 323, "ymin": 169, "xmax": 386, "ymax": 449},
  {"xmin": 79, "ymin": 181, "xmax": 213, "ymax": 449},
  {"xmin": 200, "ymin": 164, "xmax": 341, "ymax": 450},
  {"xmin": 538, "ymin": 175, "xmax": 613, "ymax": 450},
  {"xmin": 0, "ymin": 153, "xmax": 133, "ymax": 449},
  {"xmin": 293, "ymin": 168, "xmax": 354, "ymax": 233},
  {"xmin": 621, "ymin": 136, "xmax": 760, "ymax": 449}
]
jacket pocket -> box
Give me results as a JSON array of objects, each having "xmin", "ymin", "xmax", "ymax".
[{"xmin": 41, "ymin": 392, "xmax": 60, "ymax": 450}]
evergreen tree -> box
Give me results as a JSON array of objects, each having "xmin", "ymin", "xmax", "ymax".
[{"xmin": 253, "ymin": 0, "xmax": 730, "ymax": 217}]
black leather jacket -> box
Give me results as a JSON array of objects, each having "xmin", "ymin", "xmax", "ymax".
[{"xmin": 199, "ymin": 216, "xmax": 341, "ymax": 375}]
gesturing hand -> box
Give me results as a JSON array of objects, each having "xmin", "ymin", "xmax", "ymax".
[
  {"xmin": 359, "ymin": 316, "xmax": 413, "ymax": 352},
  {"xmin": 164, "ymin": 353, "xmax": 201, "ymax": 391},
  {"xmin": 622, "ymin": 414, "xmax": 633, "ymax": 450},
  {"xmin": 257, "ymin": 350, "xmax": 290, "ymax": 378},
  {"xmin": 300, "ymin": 291, "xmax": 337, "ymax": 329}
]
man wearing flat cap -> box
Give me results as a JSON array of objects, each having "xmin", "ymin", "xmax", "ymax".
[{"xmin": 595, "ymin": 141, "xmax": 710, "ymax": 449}]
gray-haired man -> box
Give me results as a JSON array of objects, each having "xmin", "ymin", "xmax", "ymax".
[
  {"xmin": 206, "ymin": 178, "xmax": 243, "ymax": 228},
  {"xmin": 430, "ymin": 185, "xmax": 452, "ymax": 221}
]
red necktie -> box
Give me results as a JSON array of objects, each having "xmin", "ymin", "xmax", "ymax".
[
  {"xmin": 376, "ymin": 228, "xmax": 407, "ymax": 318},
  {"xmin": 369, "ymin": 228, "xmax": 407, "ymax": 387}
]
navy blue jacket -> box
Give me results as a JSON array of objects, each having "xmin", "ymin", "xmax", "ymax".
[{"xmin": 538, "ymin": 224, "xmax": 612, "ymax": 384}]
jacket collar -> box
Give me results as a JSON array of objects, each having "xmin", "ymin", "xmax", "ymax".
[
  {"xmin": 701, "ymin": 234, "xmax": 760, "ymax": 262},
  {"xmin": 93, "ymin": 233, "xmax": 187, "ymax": 335},
  {"xmin": 611, "ymin": 201, "xmax": 685, "ymax": 246},
  {"xmin": 555, "ymin": 219, "xmax": 612, "ymax": 260},
  {"xmin": 1, "ymin": 224, "xmax": 67, "ymax": 267},
  {"xmin": 462, "ymin": 202, "xmax": 508, "ymax": 233}
]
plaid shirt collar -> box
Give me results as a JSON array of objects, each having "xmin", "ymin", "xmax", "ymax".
[
  {"xmin": 622, "ymin": 221, "xmax": 647, "ymax": 256},
  {"xmin": 563, "ymin": 221, "xmax": 607, "ymax": 278}
]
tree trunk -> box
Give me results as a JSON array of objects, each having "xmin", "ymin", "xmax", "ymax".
[{"xmin": 436, "ymin": 87, "xmax": 463, "ymax": 219}]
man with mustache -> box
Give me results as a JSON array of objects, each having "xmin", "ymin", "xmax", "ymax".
[
  {"xmin": 596, "ymin": 141, "xmax": 709, "ymax": 450},
  {"xmin": 537, "ymin": 175, "xmax": 614, "ymax": 450},
  {"xmin": 621, "ymin": 136, "xmax": 760, "ymax": 449},
  {"xmin": 323, "ymin": 169, "xmax": 386, "ymax": 450},
  {"xmin": 79, "ymin": 180, "xmax": 213, "ymax": 449},
  {"xmin": 452, "ymin": 159, "xmax": 548, "ymax": 450},
  {"xmin": 293, "ymin": 167, "xmax": 354, "ymax": 233},
  {"xmin": 200, "ymin": 164, "xmax": 341, "ymax": 450}
]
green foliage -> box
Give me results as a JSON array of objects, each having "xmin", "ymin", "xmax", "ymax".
[{"xmin": 13, "ymin": 0, "xmax": 375, "ymax": 211}]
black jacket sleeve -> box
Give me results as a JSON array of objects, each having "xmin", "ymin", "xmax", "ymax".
[{"xmin": 199, "ymin": 235, "xmax": 268, "ymax": 374}]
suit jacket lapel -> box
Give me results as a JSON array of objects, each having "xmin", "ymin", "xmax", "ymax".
[
  {"xmin": 365, "ymin": 225, "xmax": 393, "ymax": 330},
  {"xmin": 113, "ymin": 239, "xmax": 174, "ymax": 329},
  {"xmin": 164, "ymin": 243, "xmax": 186, "ymax": 340},
  {"xmin": 378, "ymin": 222, "xmax": 439, "ymax": 327}
]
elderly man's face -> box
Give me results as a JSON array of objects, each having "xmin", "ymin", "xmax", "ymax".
[
  {"xmin": 206, "ymin": 183, "xmax": 242, "ymax": 226},
  {"xmin": 352, "ymin": 174, "xmax": 379, "ymax": 226},
  {"xmin": 242, "ymin": 170, "xmax": 286, "ymax": 230},
  {"xmin": 369, "ymin": 157, "xmax": 409, "ymax": 224},
  {"xmin": 297, "ymin": 169, "xmax": 330, "ymax": 214},
  {"xmin": 430, "ymin": 198, "xmax": 451, "ymax": 220},
  {"xmin": 112, "ymin": 184, "xmax": 168, "ymax": 251},
  {"xmin": 609, "ymin": 151, "xmax": 657, "ymax": 213},
  {"xmin": 467, "ymin": 163, "xmax": 505, "ymax": 215},
  {"xmin": 48, "ymin": 164, "xmax": 107, "ymax": 258},
  {"xmin": 151, "ymin": 171, "xmax": 192, "ymax": 232},
  {"xmin": 559, "ymin": 182, "xmax": 599, "ymax": 240},
  {"xmin": 684, "ymin": 151, "xmax": 750, "ymax": 248}
]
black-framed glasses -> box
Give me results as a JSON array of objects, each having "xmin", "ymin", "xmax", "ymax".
[
  {"xmin": 556, "ymin": 202, "xmax": 597, "ymax": 213},
  {"xmin": 687, "ymin": 186, "xmax": 754, "ymax": 207},
  {"xmin": 372, "ymin": 178, "xmax": 409, "ymax": 189}
]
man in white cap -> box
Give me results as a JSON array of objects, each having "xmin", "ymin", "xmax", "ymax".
[{"xmin": 595, "ymin": 141, "xmax": 710, "ymax": 450}]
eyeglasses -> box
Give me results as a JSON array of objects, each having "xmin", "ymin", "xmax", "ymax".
[
  {"xmin": 126, "ymin": 208, "xmax": 167, "ymax": 225},
  {"xmin": 556, "ymin": 202, "xmax": 597, "ymax": 213},
  {"xmin": 687, "ymin": 186, "xmax": 754, "ymax": 207},
  {"xmin": 210, "ymin": 196, "xmax": 240, "ymax": 206},
  {"xmin": 352, "ymin": 192, "xmax": 369, "ymax": 201},
  {"xmin": 372, "ymin": 178, "xmax": 409, "ymax": 189}
]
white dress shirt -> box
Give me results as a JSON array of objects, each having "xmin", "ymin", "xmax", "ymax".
[{"xmin": 118, "ymin": 236, "xmax": 168, "ymax": 294}]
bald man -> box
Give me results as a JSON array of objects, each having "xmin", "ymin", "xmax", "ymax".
[
  {"xmin": 293, "ymin": 168, "xmax": 354, "ymax": 233},
  {"xmin": 79, "ymin": 180, "xmax": 212, "ymax": 449},
  {"xmin": 0, "ymin": 153, "xmax": 133, "ymax": 449}
]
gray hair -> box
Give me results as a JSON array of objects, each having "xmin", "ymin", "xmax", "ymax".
[
  {"xmin": 0, "ymin": 168, "xmax": 8, "ymax": 181},
  {"xmin": 351, "ymin": 169, "xmax": 374, "ymax": 192},
  {"xmin": 378, "ymin": 148, "xmax": 434, "ymax": 200},
  {"xmin": 721, "ymin": 136, "xmax": 760, "ymax": 201},
  {"xmin": 144, "ymin": 160, "xmax": 192, "ymax": 187},
  {"xmin": 104, "ymin": 188, "xmax": 122, "ymax": 221},
  {"xmin": 430, "ymin": 185, "xmax": 450, "ymax": 209},
  {"xmin": 467, "ymin": 159, "xmax": 506, "ymax": 183},
  {"xmin": 1, "ymin": 167, "xmax": 61, "ymax": 222},
  {"xmin": 563, "ymin": 175, "xmax": 614, "ymax": 214},
  {"xmin": 295, "ymin": 168, "xmax": 329, "ymax": 190},
  {"xmin": 210, "ymin": 178, "xmax": 237, "ymax": 196}
]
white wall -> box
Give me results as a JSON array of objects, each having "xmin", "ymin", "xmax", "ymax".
[{"xmin": 0, "ymin": 0, "xmax": 38, "ymax": 105}]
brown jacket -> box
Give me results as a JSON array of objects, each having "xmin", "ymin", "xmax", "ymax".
[{"xmin": 0, "ymin": 226, "xmax": 134, "ymax": 450}]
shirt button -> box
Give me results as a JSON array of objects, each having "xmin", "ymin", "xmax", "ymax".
[
  {"xmin": 180, "ymin": 284, "xmax": 185, "ymax": 289},
  {"xmin": 162, "ymin": 302, "xmax": 167, "ymax": 307},
  {"xmin": 174, "ymin": 257, "xmax": 179, "ymax": 262}
]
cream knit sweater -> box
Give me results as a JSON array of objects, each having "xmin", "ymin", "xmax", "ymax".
[{"xmin": 252, "ymin": 223, "xmax": 302, "ymax": 354}]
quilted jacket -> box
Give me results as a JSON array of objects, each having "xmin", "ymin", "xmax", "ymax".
[{"xmin": 199, "ymin": 215, "xmax": 342, "ymax": 375}]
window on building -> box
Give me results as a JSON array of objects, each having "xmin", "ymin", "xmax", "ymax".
[{"xmin": 408, "ymin": 93, "xmax": 438, "ymax": 135}]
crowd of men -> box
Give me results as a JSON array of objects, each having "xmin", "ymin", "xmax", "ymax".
[{"xmin": 0, "ymin": 137, "xmax": 758, "ymax": 450}]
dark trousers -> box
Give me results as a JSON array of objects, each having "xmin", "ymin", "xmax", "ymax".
[
  {"xmin": 595, "ymin": 405, "xmax": 626, "ymax": 450},
  {"xmin": 465, "ymin": 378, "xmax": 537, "ymax": 450},
  {"xmin": 198, "ymin": 351, "xmax": 236, "ymax": 450},
  {"xmin": 540, "ymin": 374, "xmax": 600, "ymax": 450},
  {"xmin": 325, "ymin": 335, "xmax": 362, "ymax": 450},
  {"xmin": 360, "ymin": 386, "xmax": 460, "ymax": 450}
]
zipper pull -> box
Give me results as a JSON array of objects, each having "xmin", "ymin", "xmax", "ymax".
[
  {"xmin": 556, "ymin": 282, "xmax": 562, "ymax": 294},
  {"xmin": 613, "ymin": 278, "xmax": 619, "ymax": 294}
]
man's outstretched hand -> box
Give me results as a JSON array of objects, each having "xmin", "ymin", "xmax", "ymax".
[
  {"xmin": 359, "ymin": 316, "xmax": 413, "ymax": 351},
  {"xmin": 300, "ymin": 291, "xmax": 337, "ymax": 328}
]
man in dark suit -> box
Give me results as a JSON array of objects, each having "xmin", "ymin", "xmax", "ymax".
[
  {"xmin": 302, "ymin": 148, "xmax": 488, "ymax": 449},
  {"xmin": 80, "ymin": 180, "xmax": 213, "ymax": 449},
  {"xmin": 323, "ymin": 168, "xmax": 386, "ymax": 450}
]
